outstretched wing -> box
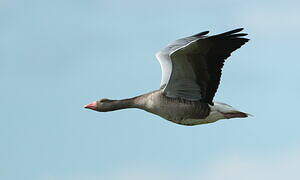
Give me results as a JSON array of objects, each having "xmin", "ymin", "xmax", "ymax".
[{"xmin": 156, "ymin": 28, "xmax": 249, "ymax": 104}]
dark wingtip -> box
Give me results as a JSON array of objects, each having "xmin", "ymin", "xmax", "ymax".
[
  {"xmin": 193, "ymin": 31, "xmax": 209, "ymax": 37},
  {"xmin": 227, "ymin": 28, "xmax": 244, "ymax": 34},
  {"xmin": 232, "ymin": 28, "xmax": 244, "ymax": 32},
  {"xmin": 214, "ymin": 28, "xmax": 246, "ymax": 37},
  {"xmin": 235, "ymin": 33, "xmax": 248, "ymax": 36}
]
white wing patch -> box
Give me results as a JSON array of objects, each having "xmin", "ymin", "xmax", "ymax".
[{"xmin": 155, "ymin": 51, "xmax": 172, "ymax": 87}]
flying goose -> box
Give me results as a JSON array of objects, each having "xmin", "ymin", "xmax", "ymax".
[{"xmin": 85, "ymin": 28, "xmax": 250, "ymax": 126}]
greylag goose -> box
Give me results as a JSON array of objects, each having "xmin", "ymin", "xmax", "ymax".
[{"xmin": 85, "ymin": 28, "xmax": 250, "ymax": 126}]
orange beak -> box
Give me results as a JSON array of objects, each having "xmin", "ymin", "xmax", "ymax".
[{"xmin": 84, "ymin": 101, "xmax": 97, "ymax": 110}]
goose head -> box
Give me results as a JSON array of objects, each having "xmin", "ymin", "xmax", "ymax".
[{"xmin": 84, "ymin": 98, "xmax": 115, "ymax": 112}]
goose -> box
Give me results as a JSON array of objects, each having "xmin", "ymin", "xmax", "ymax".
[{"xmin": 85, "ymin": 28, "xmax": 251, "ymax": 126}]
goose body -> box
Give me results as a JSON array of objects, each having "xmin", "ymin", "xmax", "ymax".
[{"xmin": 85, "ymin": 28, "xmax": 250, "ymax": 126}]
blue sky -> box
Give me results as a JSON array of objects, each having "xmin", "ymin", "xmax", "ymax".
[{"xmin": 1, "ymin": 0, "xmax": 300, "ymax": 179}]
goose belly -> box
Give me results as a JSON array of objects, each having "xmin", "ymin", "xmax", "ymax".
[
  {"xmin": 179, "ymin": 118, "xmax": 214, "ymax": 126},
  {"xmin": 178, "ymin": 110, "xmax": 225, "ymax": 126},
  {"xmin": 157, "ymin": 104, "xmax": 213, "ymax": 126},
  {"xmin": 143, "ymin": 91, "xmax": 213, "ymax": 126}
]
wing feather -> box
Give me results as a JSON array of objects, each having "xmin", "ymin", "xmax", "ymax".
[{"xmin": 156, "ymin": 28, "xmax": 249, "ymax": 104}]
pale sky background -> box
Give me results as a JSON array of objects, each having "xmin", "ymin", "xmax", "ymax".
[{"xmin": 1, "ymin": 0, "xmax": 300, "ymax": 180}]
